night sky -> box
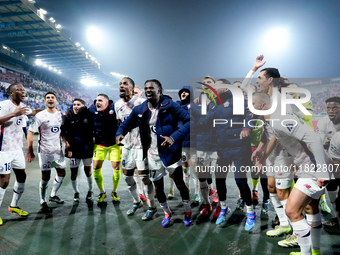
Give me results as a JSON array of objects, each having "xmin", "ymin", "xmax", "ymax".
[{"xmin": 34, "ymin": 0, "xmax": 340, "ymax": 90}]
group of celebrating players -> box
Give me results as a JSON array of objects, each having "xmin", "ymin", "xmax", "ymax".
[{"xmin": 0, "ymin": 55, "xmax": 339, "ymax": 255}]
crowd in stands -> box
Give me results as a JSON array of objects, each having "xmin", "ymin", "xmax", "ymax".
[
  {"xmin": 309, "ymin": 85, "xmax": 340, "ymax": 115},
  {"xmin": 0, "ymin": 66, "xmax": 93, "ymax": 113}
]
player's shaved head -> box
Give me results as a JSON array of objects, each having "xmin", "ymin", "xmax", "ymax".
[
  {"xmin": 253, "ymin": 91, "xmax": 271, "ymax": 107},
  {"xmin": 97, "ymin": 94, "xmax": 109, "ymax": 101}
]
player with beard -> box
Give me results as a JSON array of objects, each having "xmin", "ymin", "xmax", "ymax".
[
  {"xmin": 115, "ymin": 77, "xmax": 156, "ymax": 219},
  {"xmin": 316, "ymin": 96, "xmax": 340, "ymax": 228},
  {"xmin": 245, "ymin": 56, "xmax": 298, "ymax": 237},
  {"xmin": 62, "ymin": 98, "xmax": 94, "ymax": 202},
  {"xmin": 0, "ymin": 82, "xmax": 40, "ymax": 225},
  {"xmin": 116, "ymin": 79, "xmax": 192, "ymax": 227},
  {"xmin": 27, "ymin": 92, "xmax": 66, "ymax": 212}
]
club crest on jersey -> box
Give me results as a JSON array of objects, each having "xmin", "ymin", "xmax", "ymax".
[
  {"xmin": 16, "ymin": 118, "xmax": 22, "ymax": 125},
  {"xmin": 109, "ymin": 110, "xmax": 114, "ymax": 115},
  {"xmin": 151, "ymin": 126, "xmax": 157, "ymax": 133},
  {"xmin": 51, "ymin": 126, "xmax": 60, "ymax": 133}
]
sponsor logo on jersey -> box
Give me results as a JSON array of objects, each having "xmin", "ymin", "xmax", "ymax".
[
  {"xmin": 151, "ymin": 126, "xmax": 157, "ymax": 133},
  {"xmin": 286, "ymin": 124, "xmax": 294, "ymax": 132},
  {"xmin": 330, "ymin": 144, "xmax": 340, "ymax": 154},
  {"xmin": 51, "ymin": 126, "xmax": 60, "ymax": 133}
]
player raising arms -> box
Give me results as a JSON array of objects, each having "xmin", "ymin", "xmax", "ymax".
[{"xmin": 252, "ymin": 92, "xmax": 331, "ymax": 255}]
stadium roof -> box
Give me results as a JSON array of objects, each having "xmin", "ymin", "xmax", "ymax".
[{"xmin": 0, "ymin": 0, "xmax": 114, "ymax": 86}]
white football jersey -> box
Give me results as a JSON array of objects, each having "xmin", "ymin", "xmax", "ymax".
[
  {"xmin": 148, "ymin": 106, "xmax": 160, "ymax": 161},
  {"xmin": 316, "ymin": 115, "xmax": 340, "ymax": 144},
  {"xmin": 329, "ymin": 131, "xmax": 340, "ymax": 162},
  {"xmin": 0, "ymin": 100, "xmax": 26, "ymax": 151},
  {"xmin": 115, "ymin": 96, "xmax": 145, "ymax": 149},
  {"xmin": 273, "ymin": 112, "xmax": 331, "ymax": 180},
  {"xmin": 29, "ymin": 109, "xmax": 63, "ymax": 154}
]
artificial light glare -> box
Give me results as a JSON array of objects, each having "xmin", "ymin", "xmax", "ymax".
[
  {"xmin": 87, "ymin": 26, "xmax": 102, "ymax": 45},
  {"xmin": 35, "ymin": 59, "xmax": 43, "ymax": 66},
  {"xmin": 263, "ymin": 27, "xmax": 289, "ymax": 52},
  {"xmin": 110, "ymin": 72, "xmax": 127, "ymax": 78}
]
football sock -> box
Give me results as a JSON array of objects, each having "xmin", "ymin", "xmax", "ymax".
[{"xmin": 10, "ymin": 181, "xmax": 24, "ymax": 207}]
